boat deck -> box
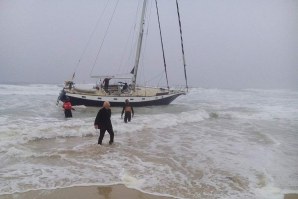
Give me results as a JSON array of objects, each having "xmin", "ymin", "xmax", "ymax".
[{"xmin": 68, "ymin": 85, "xmax": 173, "ymax": 97}]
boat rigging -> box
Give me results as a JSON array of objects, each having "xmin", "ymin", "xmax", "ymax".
[{"xmin": 58, "ymin": 0, "xmax": 188, "ymax": 107}]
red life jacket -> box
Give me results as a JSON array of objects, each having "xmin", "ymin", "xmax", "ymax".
[{"xmin": 63, "ymin": 102, "xmax": 72, "ymax": 110}]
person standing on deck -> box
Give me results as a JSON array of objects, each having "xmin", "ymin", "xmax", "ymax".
[
  {"xmin": 94, "ymin": 101, "xmax": 114, "ymax": 145},
  {"xmin": 121, "ymin": 99, "xmax": 134, "ymax": 123},
  {"xmin": 103, "ymin": 78, "xmax": 111, "ymax": 92}
]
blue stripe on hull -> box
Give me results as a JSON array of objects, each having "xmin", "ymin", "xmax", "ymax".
[{"xmin": 67, "ymin": 93, "xmax": 183, "ymax": 107}]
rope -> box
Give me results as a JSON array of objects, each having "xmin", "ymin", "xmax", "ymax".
[
  {"xmin": 139, "ymin": 0, "xmax": 153, "ymax": 86},
  {"xmin": 72, "ymin": 0, "xmax": 110, "ymax": 80},
  {"xmin": 90, "ymin": 0, "xmax": 120, "ymax": 76},
  {"xmin": 175, "ymin": 0, "xmax": 189, "ymax": 92},
  {"xmin": 154, "ymin": 0, "xmax": 169, "ymax": 90},
  {"xmin": 118, "ymin": 0, "xmax": 142, "ymax": 74}
]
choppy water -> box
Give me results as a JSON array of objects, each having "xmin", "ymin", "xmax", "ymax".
[{"xmin": 0, "ymin": 84, "xmax": 297, "ymax": 199}]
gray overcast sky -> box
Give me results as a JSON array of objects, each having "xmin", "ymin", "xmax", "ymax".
[{"xmin": 0, "ymin": 0, "xmax": 297, "ymax": 89}]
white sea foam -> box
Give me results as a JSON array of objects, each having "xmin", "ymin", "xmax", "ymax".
[{"xmin": 0, "ymin": 84, "xmax": 297, "ymax": 198}]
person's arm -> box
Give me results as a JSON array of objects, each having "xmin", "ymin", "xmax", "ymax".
[
  {"xmin": 131, "ymin": 106, "xmax": 134, "ymax": 116},
  {"xmin": 94, "ymin": 110, "xmax": 101, "ymax": 129},
  {"xmin": 121, "ymin": 106, "xmax": 125, "ymax": 117}
]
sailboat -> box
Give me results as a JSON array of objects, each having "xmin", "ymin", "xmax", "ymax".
[{"xmin": 58, "ymin": 0, "xmax": 188, "ymax": 107}]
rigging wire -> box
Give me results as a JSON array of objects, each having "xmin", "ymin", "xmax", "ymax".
[
  {"xmin": 144, "ymin": 71, "xmax": 164, "ymax": 87},
  {"xmin": 138, "ymin": 0, "xmax": 153, "ymax": 86},
  {"xmin": 139, "ymin": 0, "xmax": 168, "ymax": 88},
  {"xmin": 154, "ymin": 0, "xmax": 169, "ymax": 89},
  {"xmin": 89, "ymin": 0, "xmax": 120, "ymax": 77},
  {"xmin": 156, "ymin": 71, "xmax": 166, "ymax": 88},
  {"xmin": 175, "ymin": 0, "xmax": 189, "ymax": 92},
  {"xmin": 72, "ymin": 0, "xmax": 110, "ymax": 80},
  {"xmin": 117, "ymin": 0, "xmax": 142, "ymax": 75}
]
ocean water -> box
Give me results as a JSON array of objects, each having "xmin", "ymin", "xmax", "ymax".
[{"xmin": 0, "ymin": 84, "xmax": 297, "ymax": 199}]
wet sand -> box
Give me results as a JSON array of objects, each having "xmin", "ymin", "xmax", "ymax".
[
  {"xmin": 0, "ymin": 185, "xmax": 174, "ymax": 199},
  {"xmin": 0, "ymin": 185, "xmax": 297, "ymax": 199},
  {"xmin": 284, "ymin": 194, "xmax": 298, "ymax": 199}
]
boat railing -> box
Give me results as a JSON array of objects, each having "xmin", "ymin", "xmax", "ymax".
[{"xmin": 101, "ymin": 83, "xmax": 132, "ymax": 96}]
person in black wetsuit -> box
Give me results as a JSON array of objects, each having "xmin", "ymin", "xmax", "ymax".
[
  {"xmin": 121, "ymin": 99, "xmax": 134, "ymax": 123},
  {"xmin": 94, "ymin": 101, "xmax": 114, "ymax": 145}
]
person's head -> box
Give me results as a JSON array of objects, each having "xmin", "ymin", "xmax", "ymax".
[
  {"xmin": 103, "ymin": 101, "xmax": 110, "ymax": 109},
  {"xmin": 125, "ymin": 99, "xmax": 129, "ymax": 104}
]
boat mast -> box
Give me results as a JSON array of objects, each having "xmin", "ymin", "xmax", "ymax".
[
  {"xmin": 175, "ymin": 0, "xmax": 188, "ymax": 92},
  {"xmin": 131, "ymin": 0, "xmax": 147, "ymax": 91}
]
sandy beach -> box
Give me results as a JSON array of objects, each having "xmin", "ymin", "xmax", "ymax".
[
  {"xmin": 0, "ymin": 185, "xmax": 175, "ymax": 199},
  {"xmin": 1, "ymin": 185, "xmax": 297, "ymax": 199},
  {"xmin": 284, "ymin": 194, "xmax": 298, "ymax": 199}
]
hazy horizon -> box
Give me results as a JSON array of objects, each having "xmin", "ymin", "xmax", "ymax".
[{"xmin": 1, "ymin": 0, "xmax": 297, "ymax": 89}]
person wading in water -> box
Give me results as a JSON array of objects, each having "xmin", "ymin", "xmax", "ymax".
[
  {"xmin": 121, "ymin": 99, "xmax": 134, "ymax": 123},
  {"xmin": 62, "ymin": 97, "xmax": 75, "ymax": 118},
  {"xmin": 94, "ymin": 101, "xmax": 114, "ymax": 145}
]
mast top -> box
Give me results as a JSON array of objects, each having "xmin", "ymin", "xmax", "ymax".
[{"xmin": 131, "ymin": 0, "xmax": 147, "ymax": 91}]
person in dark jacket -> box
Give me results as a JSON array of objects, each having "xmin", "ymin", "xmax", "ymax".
[
  {"xmin": 94, "ymin": 101, "xmax": 114, "ymax": 145},
  {"xmin": 103, "ymin": 78, "xmax": 111, "ymax": 92},
  {"xmin": 121, "ymin": 99, "xmax": 134, "ymax": 123}
]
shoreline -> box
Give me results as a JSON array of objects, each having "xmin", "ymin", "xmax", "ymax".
[
  {"xmin": 0, "ymin": 185, "xmax": 175, "ymax": 199},
  {"xmin": 0, "ymin": 185, "xmax": 297, "ymax": 199}
]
